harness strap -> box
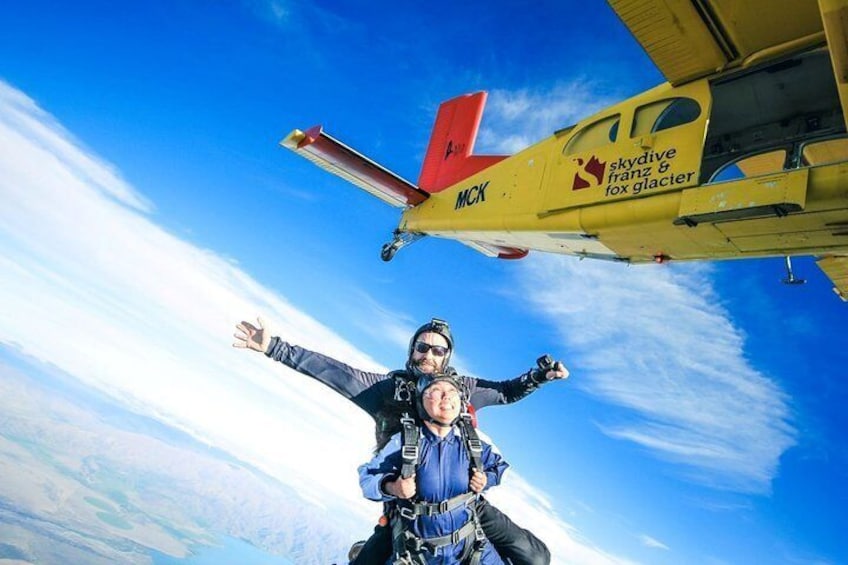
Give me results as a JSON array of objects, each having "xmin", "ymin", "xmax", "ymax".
[
  {"xmin": 399, "ymin": 414, "xmax": 420, "ymax": 478},
  {"xmin": 391, "ymin": 515, "xmax": 427, "ymax": 565},
  {"xmin": 466, "ymin": 540, "xmax": 485, "ymax": 565},
  {"xmin": 392, "ymin": 410, "xmax": 422, "ymax": 563},
  {"xmin": 391, "ymin": 411, "xmax": 489, "ymax": 564},
  {"xmin": 397, "ymin": 491, "xmax": 476, "ymax": 519},
  {"xmin": 392, "ymin": 494, "xmax": 487, "ymax": 562},
  {"xmin": 458, "ymin": 414, "xmax": 484, "ymax": 472},
  {"xmin": 417, "ymin": 517, "xmax": 484, "ymax": 550}
]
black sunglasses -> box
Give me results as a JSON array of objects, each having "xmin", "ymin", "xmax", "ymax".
[{"xmin": 413, "ymin": 341, "xmax": 449, "ymax": 357}]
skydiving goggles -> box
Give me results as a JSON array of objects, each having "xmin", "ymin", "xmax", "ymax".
[{"xmin": 413, "ymin": 341, "xmax": 449, "ymax": 357}]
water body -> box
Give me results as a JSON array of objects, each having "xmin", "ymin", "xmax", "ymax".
[{"xmin": 152, "ymin": 536, "xmax": 294, "ymax": 565}]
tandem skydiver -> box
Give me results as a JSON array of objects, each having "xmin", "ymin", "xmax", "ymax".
[
  {"xmin": 233, "ymin": 317, "xmax": 568, "ymax": 565},
  {"xmin": 360, "ymin": 371, "xmax": 507, "ymax": 564}
]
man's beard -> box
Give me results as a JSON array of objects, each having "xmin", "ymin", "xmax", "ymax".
[{"xmin": 411, "ymin": 358, "xmax": 440, "ymax": 374}]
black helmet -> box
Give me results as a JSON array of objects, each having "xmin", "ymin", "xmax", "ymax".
[
  {"xmin": 415, "ymin": 372, "xmax": 465, "ymax": 427},
  {"xmin": 406, "ymin": 318, "xmax": 454, "ymax": 374}
]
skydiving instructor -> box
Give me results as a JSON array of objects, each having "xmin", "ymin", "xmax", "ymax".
[{"xmin": 233, "ymin": 316, "xmax": 569, "ymax": 565}]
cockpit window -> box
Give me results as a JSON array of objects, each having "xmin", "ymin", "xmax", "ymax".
[
  {"xmin": 631, "ymin": 98, "xmax": 701, "ymax": 137},
  {"xmin": 563, "ymin": 114, "xmax": 620, "ymax": 155}
]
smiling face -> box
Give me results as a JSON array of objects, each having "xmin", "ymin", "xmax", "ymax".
[
  {"xmin": 409, "ymin": 331, "xmax": 449, "ymax": 375},
  {"xmin": 421, "ymin": 380, "xmax": 461, "ymax": 426}
]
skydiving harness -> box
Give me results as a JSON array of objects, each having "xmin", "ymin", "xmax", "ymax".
[{"xmin": 389, "ymin": 412, "xmax": 488, "ymax": 565}]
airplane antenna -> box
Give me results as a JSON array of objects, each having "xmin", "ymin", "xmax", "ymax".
[{"xmin": 781, "ymin": 256, "xmax": 806, "ymax": 285}]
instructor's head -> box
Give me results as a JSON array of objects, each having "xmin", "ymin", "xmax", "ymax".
[{"xmin": 407, "ymin": 318, "xmax": 453, "ymax": 376}]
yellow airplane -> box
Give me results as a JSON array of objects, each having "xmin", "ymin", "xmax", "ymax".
[{"xmin": 281, "ymin": 0, "xmax": 848, "ymax": 300}]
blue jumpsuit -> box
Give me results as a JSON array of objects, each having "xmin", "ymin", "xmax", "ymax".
[{"xmin": 359, "ymin": 425, "xmax": 508, "ymax": 564}]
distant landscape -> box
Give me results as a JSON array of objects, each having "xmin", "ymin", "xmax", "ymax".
[{"xmin": 0, "ymin": 346, "xmax": 356, "ymax": 564}]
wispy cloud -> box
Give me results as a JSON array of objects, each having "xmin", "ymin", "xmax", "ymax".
[
  {"xmin": 244, "ymin": 0, "xmax": 291, "ymax": 27},
  {"xmin": 336, "ymin": 289, "xmax": 419, "ymax": 354},
  {"xmin": 0, "ymin": 80, "xmax": 630, "ymax": 563},
  {"xmin": 0, "ymin": 81, "xmax": 152, "ymax": 213},
  {"xmin": 0, "ymin": 79, "xmax": 379, "ymax": 524},
  {"xmin": 477, "ymin": 82, "xmax": 620, "ymax": 154},
  {"xmin": 247, "ymin": 0, "xmax": 357, "ymax": 39},
  {"xmin": 519, "ymin": 256, "xmax": 797, "ymax": 493},
  {"xmin": 487, "ymin": 470, "xmax": 637, "ymax": 565},
  {"xmin": 639, "ymin": 534, "xmax": 669, "ymax": 551},
  {"xmin": 477, "ymin": 83, "xmax": 797, "ymax": 494}
]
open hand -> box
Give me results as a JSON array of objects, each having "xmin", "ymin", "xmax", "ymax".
[{"xmin": 233, "ymin": 317, "xmax": 271, "ymax": 353}]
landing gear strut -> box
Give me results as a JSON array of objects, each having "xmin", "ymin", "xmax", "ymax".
[{"xmin": 380, "ymin": 231, "xmax": 424, "ymax": 262}]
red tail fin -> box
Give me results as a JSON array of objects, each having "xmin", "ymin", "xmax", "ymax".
[{"xmin": 417, "ymin": 92, "xmax": 507, "ymax": 193}]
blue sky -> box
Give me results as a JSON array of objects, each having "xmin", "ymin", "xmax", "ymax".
[{"xmin": 1, "ymin": 1, "xmax": 847, "ymax": 563}]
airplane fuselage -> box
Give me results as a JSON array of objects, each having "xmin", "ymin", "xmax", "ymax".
[{"xmin": 400, "ymin": 47, "xmax": 848, "ymax": 265}]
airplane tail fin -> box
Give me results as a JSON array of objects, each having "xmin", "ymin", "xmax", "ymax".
[{"xmin": 417, "ymin": 92, "xmax": 507, "ymax": 193}]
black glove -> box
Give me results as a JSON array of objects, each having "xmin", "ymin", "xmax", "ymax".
[{"xmin": 529, "ymin": 354, "xmax": 557, "ymax": 384}]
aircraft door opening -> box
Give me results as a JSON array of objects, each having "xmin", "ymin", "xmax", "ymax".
[{"xmin": 702, "ymin": 47, "xmax": 845, "ymax": 183}]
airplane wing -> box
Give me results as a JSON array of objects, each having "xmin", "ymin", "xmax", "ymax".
[
  {"xmin": 820, "ymin": 0, "xmax": 848, "ymax": 134},
  {"xmin": 816, "ymin": 256, "xmax": 848, "ymax": 301},
  {"xmin": 280, "ymin": 126, "xmax": 429, "ymax": 208},
  {"xmin": 607, "ymin": 0, "xmax": 825, "ymax": 85}
]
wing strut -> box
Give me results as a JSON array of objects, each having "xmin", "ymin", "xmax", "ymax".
[{"xmin": 782, "ymin": 256, "xmax": 807, "ymax": 285}]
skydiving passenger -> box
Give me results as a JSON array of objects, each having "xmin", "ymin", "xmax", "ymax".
[
  {"xmin": 360, "ymin": 372, "xmax": 507, "ymax": 564},
  {"xmin": 233, "ymin": 317, "xmax": 568, "ymax": 565}
]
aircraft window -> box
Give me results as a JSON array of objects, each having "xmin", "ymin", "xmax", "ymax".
[
  {"xmin": 609, "ymin": 120, "xmax": 619, "ymax": 142},
  {"xmin": 802, "ymin": 138, "xmax": 848, "ymax": 167},
  {"xmin": 563, "ymin": 114, "xmax": 620, "ymax": 155},
  {"xmin": 631, "ymin": 98, "xmax": 701, "ymax": 137},
  {"xmin": 710, "ymin": 149, "xmax": 787, "ymax": 182},
  {"xmin": 653, "ymin": 98, "xmax": 700, "ymax": 132}
]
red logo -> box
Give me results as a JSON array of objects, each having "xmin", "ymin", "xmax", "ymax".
[
  {"xmin": 444, "ymin": 140, "xmax": 467, "ymax": 160},
  {"xmin": 572, "ymin": 156, "xmax": 606, "ymax": 190}
]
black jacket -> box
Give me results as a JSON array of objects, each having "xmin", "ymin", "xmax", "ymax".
[{"xmin": 265, "ymin": 337, "xmax": 542, "ymax": 446}]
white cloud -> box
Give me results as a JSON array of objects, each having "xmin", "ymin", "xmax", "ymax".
[
  {"xmin": 0, "ymin": 81, "xmax": 152, "ymax": 213},
  {"xmin": 487, "ymin": 473, "xmax": 637, "ymax": 565},
  {"xmin": 639, "ymin": 534, "xmax": 669, "ymax": 551},
  {"xmin": 0, "ymin": 81, "xmax": 633, "ymax": 563},
  {"xmin": 476, "ymin": 83, "xmax": 797, "ymax": 495},
  {"xmin": 0, "ymin": 80, "xmax": 378, "ymax": 526},
  {"xmin": 477, "ymin": 82, "xmax": 620, "ymax": 154},
  {"xmin": 341, "ymin": 288, "xmax": 419, "ymax": 353},
  {"xmin": 519, "ymin": 255, "xmax": 797, "ymax": 493}
]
